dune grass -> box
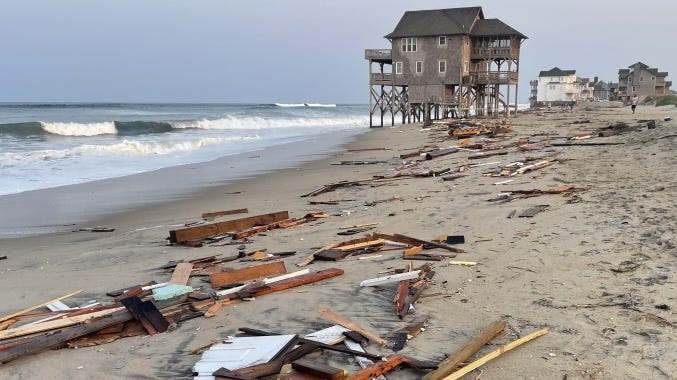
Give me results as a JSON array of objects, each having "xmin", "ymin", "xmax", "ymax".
[{"xmin": 642, "ymin": 94, "xmax": 677, "ymax": 107}]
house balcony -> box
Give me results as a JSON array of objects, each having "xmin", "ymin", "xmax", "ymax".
[
  {"xmin": 365, "ymin": 49, "xmax": 392, "ymax": 63},
  {"xmin": 370, "ymin": 73, "xmax": 393, "ymax": 85},
  {"xmin": 464, "ymin": 71, "xmax": 518, "ymax": 85},
  {"xmin": 471, "ymin": 47, "xmax": 519, "ymax": 59}
]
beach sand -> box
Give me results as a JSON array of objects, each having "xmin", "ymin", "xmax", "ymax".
[{"xmin": 1, "ymin": 102, "xmax": 675, "ymax": 379}]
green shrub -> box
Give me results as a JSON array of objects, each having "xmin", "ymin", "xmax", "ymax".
[{"xmin": 644, "ymin": 94, "xmax": 677, "ymax": 107}]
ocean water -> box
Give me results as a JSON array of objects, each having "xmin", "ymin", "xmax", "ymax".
[{"xmin": 0, "ymin": 103, "xmax": 369, "ymax": 196}]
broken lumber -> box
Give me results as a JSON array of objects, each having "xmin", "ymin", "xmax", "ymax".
[
  {"xmin": 374, "ymin": 233, "xmax": 464, "ymax": 254},
  {"xmin": 421, "ymin": 320, "xmax": 506, "ymax": 380},
  {"xmin": 441, "ymin": 329, "xmax": 548, "ymax": 380},
  {"xmin": 169, "ymin": 211, "xmax": 289, "ymax": 244},
  {"xmin": 169, "ymin": 262, "xmax": 193, "ymax": 285},
  {"xmin": 0, "ymin": 289, "xmax": 84, "ymax": 324},
  {"xmin": 425, "ymin": 147, "xmax": 459, "ymax": 160},
  {"xmin": 319, "ymin": 309, "xmax": 389, "ymax": 347},
  {"xmin": 0, "ymin": 307, "xmax": 125, "ymax": 340},
  {"xmin": 210, "ymin": 261, "xmax": 287, "ymax": 288},
  {"xmin": 234, "ymin": 268, "xmax": 344, "ymax": 299}
]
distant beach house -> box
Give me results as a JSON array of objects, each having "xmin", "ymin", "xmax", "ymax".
[
  {"xmin": 365, "ymin": 6, "xmax": 527, "ymax": 127},
  {"xmin": 616, "ymin": 62, "xmax": 671, "ymax": 102},
  {"xmin": 535, "ymin": 67, "xmax": 580, "ymax": 105}
]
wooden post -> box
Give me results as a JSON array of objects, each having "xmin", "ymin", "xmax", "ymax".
[
  {"xmin": 441, "ymin": 329, "xmax": 548, "ymax": 380},
  {"xmin": 421, "ymin": 320, "xmax": 506, "ymax": 380}
]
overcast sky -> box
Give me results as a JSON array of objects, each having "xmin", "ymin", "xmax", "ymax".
[{"xmin": 2, "ymin": 0, "xmax": 675, "ymax": 103}]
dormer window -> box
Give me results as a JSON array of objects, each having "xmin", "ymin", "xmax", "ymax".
[
  {"xmin": 401, "ymin": 37, "xmax": 417, "ymax": 52},
  {"xmin": 439, "ymin": 36, "xmax": 446, "ymax": 46}
]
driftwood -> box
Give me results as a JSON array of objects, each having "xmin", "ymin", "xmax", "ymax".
[{"xmin": 210, "ymin": 261, "xmax": 287, "ymax": 288}]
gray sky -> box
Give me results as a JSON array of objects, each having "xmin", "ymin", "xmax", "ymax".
[{"xmin": 2, "ymin": 0, "xmax": 675, "ymax": 103}]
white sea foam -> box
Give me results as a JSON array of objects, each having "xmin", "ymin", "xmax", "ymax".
[
  {"xmin": 77, "ymin": 136, "xmax": 258, "ymax": 156},
  {"xmin": 305, "ymin": 103, "xmax": 336, "ymax": 107},
  {"xmin": 172, "ymin": 115, "xmax": 368, "ymax": 130},
  {"xmin": 40, "ymin": 121, "xmax": 117, "ymax": 136},
  {"xmin": 274, "ymin": 103, "xmax": 306, "ymax": 107}
]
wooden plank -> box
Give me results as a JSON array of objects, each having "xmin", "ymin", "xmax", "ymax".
[
  {"xmin": 235, "ymin": 268, "xmax": 344, "ymax": 299},
  {"xmin": 213, "ymin": 269, "xmax": 309, "ymax": 298},
  {"xmin": 202, "ymin": 208, "xmax": 248, "ymax": 219},
  {"xmin": 359, "ymin": 271, "xmax": 420, "ymax": 287},
  {"xmin": 169, "ymin": 211, "xmax": 289, "ymax": 244},
  {"xmin": 231, "ymin": 218, "xmax": 294, "ymax": 239},
  {"xmin": 374, "ymin": 233, "xmax": 464, "ymax": 254},
  {"xmin": 119, "ymin": 297, "xmax": 170, "ymax": 335},
  {"xmin": 169, "ymin": 262, "xmax": 194, "ymax": 285},
  {"xmin": 292, "ymin": 358, "xmax": 347, "ymax": 379},
  {"xmin": 210, "ymin": 261, "xmax": 287, "ymax": 288},
  {"xmin": 441, "ymin": 329, "xmax": 548, "ymax": 380},
  {"xmin": 297, "ymin": 242, "xmax": 339, "ymax": 267},
  {"xmin": 319, "ymin": 309, "xmax": 389, "ymax": 347},
  {"xmin": 403, "ymin": 245, "xmax": 423, "ymax": 257},
  {"xmin": 0, "ymin": 289, "xmax": 84, "ymax": 323},
  {"xmin": 334, "ymin": 239, "xmax": 385, "ymax": 252},
  {"xmin": 421, "ymin": 320, "xmax": 507, "ymax": 380},
  {"xmin": 344, "ymin": 355, "xmax": 407, "ymax": 380},
  {"xmin": 0, "ymin": 307, "xmax": 125, "ymax": 340}
]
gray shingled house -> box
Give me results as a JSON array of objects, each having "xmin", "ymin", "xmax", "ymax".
[{"xmin": 365, "ymin": 6, "xmax": 526, "ymax": 127}]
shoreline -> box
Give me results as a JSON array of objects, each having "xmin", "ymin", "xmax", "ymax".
[
  {"xmin": 0, "ymin": 128, "xmax": 365, "ymax": 238},
  {"xmin": 1, "ymin": 103, "xmax": 675, "ymax": 379}
]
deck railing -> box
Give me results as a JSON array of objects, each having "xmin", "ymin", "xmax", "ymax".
[
  {"xmin": 465, "ymin": 71, "xmax": 518, "ymax": 84},
  {"xmin": 365, "ymin": 49, "xmax": 392, "ymax": 60},
  {"xmin": 370, "ymin": 73, "xmax": 393, "ymax": 84},
  {"xmin": 471, "ymin": 47, "xmax": 518, "ymax": 59}
]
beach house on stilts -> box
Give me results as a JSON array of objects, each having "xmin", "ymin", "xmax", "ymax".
[{"xmin": 365, "ymin": 6, "xmax": 527, "ymax": 127}]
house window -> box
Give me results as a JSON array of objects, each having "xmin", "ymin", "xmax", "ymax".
[
  {"xmin": 640, "ymin": 76, "xmax": 643, "ymax": 82},
  {"xmin": 395, "ymin": 62, "xmax": 403, "ymax": 75},
  {"xmin": 401, "ymin": 37, "xmax": 417, "ymax": 52},
  {"xmin": 439, "ymin": 36, "xmax": 446, "ymax": 46},
  {"xmin": 415, "ymin": 61, "xmax": 423, "ymax": 73},
  {"xmin": 632, "ymin": 86, "xmax": 636, "ymax": 92},
  {"xmin": 439, "ymin": 60, "xmax": 446, "ymax": 73}
]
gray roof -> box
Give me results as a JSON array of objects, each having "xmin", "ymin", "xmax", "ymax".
[
  {"xmin": 629, "ymin": 62, "xmax": 649, "ymax": 69},
  {"xmin": 385, "ymin": 7, "xmax": 484, "ymax": 38},
  {"xmin": 539, "ymin": 67, "xmax": 576, "ymax": 77},
  {"xmin": 471, "ymin": 18, "xmax": 527, "ymax": 39}
]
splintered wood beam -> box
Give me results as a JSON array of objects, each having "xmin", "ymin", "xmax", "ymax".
[
  {"xmin": 441, "ymin": 329, "xmax": 548, "ymax": 380},
  {"xmin": 210, "ymin": 261, "xmax": 287, "ymax": 288},
  {"xmin": 421, "ymin": 320, "xmax": 506, "ymax": 380},
  {"xmin": 169, "ymin": 211, "xmax": 289, "ymax": 244},
  {"xmin": 319, "ymin": 309, "xmax": 389, "ymax": 347},
  {"xmin": 0, "ymin": 290, "xmax": 84, "ymax": 323},
  {"xmin": 0, "ymin": 307, "xmax": 126, "ymax": 340}
]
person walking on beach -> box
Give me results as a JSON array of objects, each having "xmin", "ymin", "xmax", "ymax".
[{"xmin": 631, "ymin": 94, "xmax": 639, "ymax": 114}]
